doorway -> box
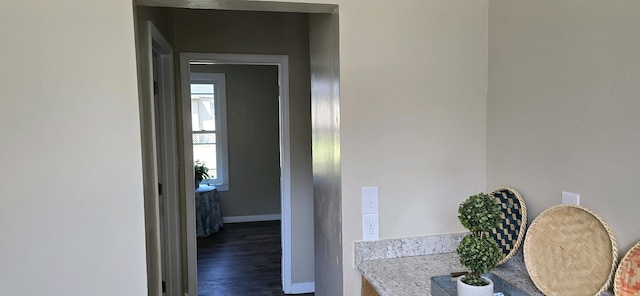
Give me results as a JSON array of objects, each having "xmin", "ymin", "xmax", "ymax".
[
  {"xmin": 135, "ymin": 3, "xmax": 342, "ymax": 296},
  {"xmin": 180, "ymin": 53, "xmax": 296, "ymax": 294},
  {"xmin": 140, "ymin": 20, "xmax": 182, "ymax": 296}
]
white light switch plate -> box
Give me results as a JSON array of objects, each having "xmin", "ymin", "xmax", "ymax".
[
  {"xmin": 562, "ymin": 191, "xmax": 580, "ymax": 205},
  {"xmin": 362, "ymin": 187, "xmax": 379, "ymax": 214}
]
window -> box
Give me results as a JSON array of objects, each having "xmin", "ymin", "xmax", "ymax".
[{"xmin": 190, "ymin": 73, "xmax": 228, "ymax": 191}]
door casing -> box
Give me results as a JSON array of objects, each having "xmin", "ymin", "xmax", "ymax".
[
  {"xmin": 179, "ymin": 53, "xmax": 296, "ymax": 295},
  {"xmin": 149, "ymin": 21, "xmax": 182, "ymax": 296}
]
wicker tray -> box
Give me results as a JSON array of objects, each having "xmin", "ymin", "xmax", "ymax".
[
  {"xmin": 488, "ymin": 187, "xmax": 527, "ymax": 266},
  {"xmin": 524, "ymin": 204, "xmax": 617, "ymax": 296},
  {"xmin": 614, "ymin": 241, "xmax": 640, "ymax": 295}
]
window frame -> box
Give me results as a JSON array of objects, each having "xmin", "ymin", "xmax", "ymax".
[{"xmin": 189, "ymin": 72, "xmax": 229, "ymax": 191}]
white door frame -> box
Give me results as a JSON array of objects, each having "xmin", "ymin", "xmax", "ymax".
[
  {"xmin": 179, "ymin": 53, "xmax": 294, "ymax": 295},
  {"xmin": 148, "ymin": 21, "xmax": 182, "ymax": 296}
]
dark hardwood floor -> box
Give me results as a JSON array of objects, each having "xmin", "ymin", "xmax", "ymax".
[{"xmin": 197, "ymin": 221, "xmax": 314, "ymax": 296}]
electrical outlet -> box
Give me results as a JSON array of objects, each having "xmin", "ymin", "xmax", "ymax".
[
  {"xmin": 362, "ymin": 213, "xmax": 379, "ymax": 241},
  {"xmin": 362, "ymin": 187, "xmax": 379, "ymax": 214},
  {"xmin": 562, "ymin": 191, "xmax": 580, "ymax": 205}
]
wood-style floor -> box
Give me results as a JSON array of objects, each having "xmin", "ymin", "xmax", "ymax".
[{"xmin": 197, "ymin": 221, "xmax": 314, "ymax": 296}]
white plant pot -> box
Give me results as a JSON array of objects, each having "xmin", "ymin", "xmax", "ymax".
[{"xmin": 457, "ymin": 275, "xmax": 494, "ymax": 296}]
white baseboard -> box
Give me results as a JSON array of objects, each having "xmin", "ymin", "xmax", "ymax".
[
  {"xmin": 223, "ymin": 214, "xmax": 281, "ymax": 223},
  {"xmin": 290, "ymin": 281, "xmax": 315, "ymax": 294}
]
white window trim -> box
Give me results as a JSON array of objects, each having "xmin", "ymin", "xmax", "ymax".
[{"xmin": 186, "ymin": 72, "xmax": 229, "ymax": 192}]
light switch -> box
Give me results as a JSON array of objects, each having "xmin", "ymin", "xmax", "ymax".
[{"xmin": 362, "ymin": 187, "xmax": 379, "ymax": 214}]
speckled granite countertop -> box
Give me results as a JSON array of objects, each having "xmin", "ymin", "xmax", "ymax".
[
  {"xmin": 358, "ymin": 252, "xmax": 543, "ymax": 296},
  {"xmin": 357, "ymin": 251, "xmax": 615, "ymax": 296},
  {"xmin": 355, "ymin": 233, "xmax": 614, "ymax": 296}
]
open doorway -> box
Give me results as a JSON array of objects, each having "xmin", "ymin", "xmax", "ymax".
[
  {"xmin": 139, "ymin": 20, "xmax": 182, "ymax": 296},
  {"xmin": 180, "ymin": 54, "xmax": 300, "ymax": 294},
  {"xmin": 135, "ymin": 3, "xmax": 342, "ymax": 295}
]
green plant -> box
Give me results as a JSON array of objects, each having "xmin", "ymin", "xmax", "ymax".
[
  {"xmin": 194, "ymin": 160, "xmax": 209, "ymax": 183},
  {"xmin": 456, "ymin": 193, "xmax": 502, "ymax": 286}
]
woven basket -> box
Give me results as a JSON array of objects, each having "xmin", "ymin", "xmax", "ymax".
[
  {"xmin": 524, "ymin": 204, "xmax": 617, "ymax": 296},
  {"xmin": 614, "ymin": 241, "xmax": 640, "ymax": 295},
  {"xmin": 488, "ymin": 187, "xmax": 527, "ymax": 266}
]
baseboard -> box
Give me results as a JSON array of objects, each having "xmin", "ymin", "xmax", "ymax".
[
  {"xmin": 223, "ymin": 214, "xmax": 281, "ymax": 223},
  {"xmin": 290, "ymin": 281, "xmax": 315, "ymax": 294}
]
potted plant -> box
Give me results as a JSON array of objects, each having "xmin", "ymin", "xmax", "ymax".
[
  {"xmin": 456, "ymin": 193, "xmax": 502, "ymax": 296},
  {"xmin": 194, "ymin": 160, "xmax": 209, "ymax": 189}
]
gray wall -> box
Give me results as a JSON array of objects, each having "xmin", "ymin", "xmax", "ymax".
[
  {"xmin": 488, "ymin": 1, "xmax": 640, "ymax": 253},
  {"xmin": 191, "ymin": 64, "xmax": 281, "ymax": 217},
  {"xmin": 137, "ymin": 6, "xmax": 173, "ymax": 43},
  {"xmin": 172, "ymin": 9, "xmax": 315, "ymax": 285}
]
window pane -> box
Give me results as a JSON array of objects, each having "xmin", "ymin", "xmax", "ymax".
[
  {"xmin": 193, "ymin": 133, "xmax": 216, "ymax": 144},
  {"xmin": 193, "ymin": 132, "xmax": 217, "ymax": 180},
  {"xmin": 191, "ymin": 84, "xmax": 213, "ymax": 95},
  {"xmin": 193, "ymin": 144, "xmax": 217, "ymax": 180},
  {"xmin": 191, "ymin": 83, "xmax": 216, "ymax": 131},
  {"xmin": 191, "ymin": 83, "xmax": 218, "ymax": 182}
]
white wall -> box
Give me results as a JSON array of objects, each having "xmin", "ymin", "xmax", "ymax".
[
  {"xmin": 488, "ymin": 0, "xmax": 640, "ymax": 255},
  {"xmin": 0, "ymin": 1, "xmax": 148, "ymax": 295},
  {"xmin": 339, "ymin": 2, "xmax": 488, "ymax": 295}
]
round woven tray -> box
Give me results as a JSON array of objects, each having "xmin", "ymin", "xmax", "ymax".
[
  {"xmin": 614, "ymin": 241, "xmax": 640, "ymax": 295},
  {"xmin": 488, "ymin": 187, "xmax": 527, "ymax": 266},
  {"xmin": 524, "ymin": 204, "xmax": 617, "ymax": 296}
]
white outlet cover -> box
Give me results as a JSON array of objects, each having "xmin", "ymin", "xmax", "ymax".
[
  {"xmin": 362, "ymin": 213, "xmax": 379, "ymax": 241},
  {"xmin": 562, "ymin": 191, "xmax": 580, "ymax": 205},
  {"xmin": 362, "ymin": 187, "xmax": 379, "ymax": 214}
]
